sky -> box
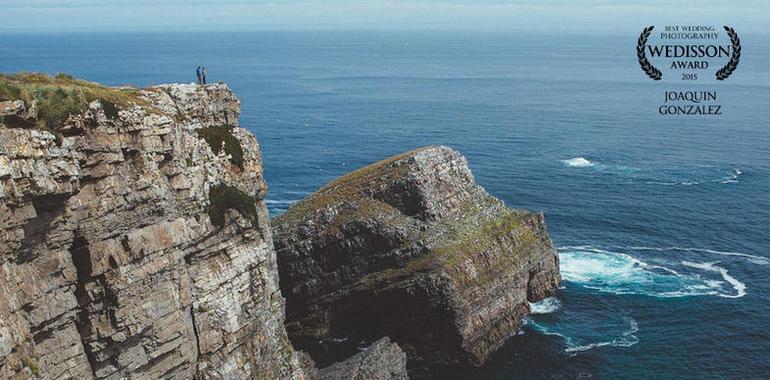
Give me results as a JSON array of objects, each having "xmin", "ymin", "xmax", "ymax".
[{"xmin": 1, "ymin": 0, "xmax": 768, "ymax": 33}]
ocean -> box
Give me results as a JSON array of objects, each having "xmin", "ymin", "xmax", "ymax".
[{"xmin": 2, "ymin": 30, "xmax": 768, "ymax": 379}]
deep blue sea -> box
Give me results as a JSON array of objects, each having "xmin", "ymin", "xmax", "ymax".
[{"xmin": 2, "ymin": 31, "xmax": 768, "ymax": 379}]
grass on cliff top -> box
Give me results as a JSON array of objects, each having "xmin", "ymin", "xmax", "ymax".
[
  {"xmin": 196, "ymin": 125, "xmax": 244, "ymax": 169},
  {"xmin": 0, "ymin": 72, "xmax": 146, "ymax": 130},
  {"xmin": 276, "ymin": 146, "xmax": 434, "ymax": 225}
]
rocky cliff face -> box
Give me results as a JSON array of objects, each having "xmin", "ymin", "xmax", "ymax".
[
  {"xmin": 0, "ymin": 75, "xmax": 305, "ymax": 379},
  {"xmin": 318, "ymin": 338, "xmax": 408, "ymax": 380},
  {"xmin": 273, "ymin": 146, "xmax": 560, "ymax": 366}
]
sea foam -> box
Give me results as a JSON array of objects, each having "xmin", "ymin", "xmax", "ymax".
[
  {"xmin": 529, "ymin": 297, "xmax": 562, "ymax": 314},
  {"xmin": 562, "ymin": 157, "xmax": 594, "ymax": 167},
  {"xmin": 563, "ymin": 317, "xmax": 639, "ymax": 354},
  {"xmin": 265, "ymin": 199, "xmax": 299, "ymax": 205},
  {"xmin": 645, "ymin": 167, "xmax": 743, "ymax": 186},
  {"xmin": 719, "ymin": 168, "xmax": 743, "ymax": 184},
  {"xmin": 617, "ymin": 245, "xmax": 768, "ymax": 265},
  {"xmin": 527, "ymin": 315, "xmax": 639, "ymax": 355},
  {"xmin": 681, "ymin": 261, "xmax": 747, "ymax": 298},
  {"xmin": 558, "ymin": 246, "xmax": 747, "ymax": 298}
]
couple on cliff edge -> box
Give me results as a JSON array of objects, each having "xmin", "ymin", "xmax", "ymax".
[{"xmin": 196, "ymin": 65, "xmax": 207, "ymax": 85}]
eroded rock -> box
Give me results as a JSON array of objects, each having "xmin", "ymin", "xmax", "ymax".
[
  {"xmin": 318, "ymin": 337, "xmax": 408, "ymax": 380},
  {"xmin": 273, "ymin": 146, "xmax": 560, "ymax": 366}
]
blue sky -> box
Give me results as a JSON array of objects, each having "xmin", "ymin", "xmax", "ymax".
[{"xmin": 2, "ymin": 1, "xmax": 768, "ymax": 33}]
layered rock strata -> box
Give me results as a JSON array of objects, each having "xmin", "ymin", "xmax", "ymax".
[
  {"xmin": 318, "ymin": 338, "xmax": 408, "ymax": 380},
  {"xmin": 0, "ymin": 76, "xmax": 304, "ymax": 379},
  {"xmin": 273, "ymin": 146, "xmax": 560, "ymax": 365}
]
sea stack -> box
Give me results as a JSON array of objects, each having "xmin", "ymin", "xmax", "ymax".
[{"xmin": 273, "ymin": 145, "xmax": 561, "ymax": 365}]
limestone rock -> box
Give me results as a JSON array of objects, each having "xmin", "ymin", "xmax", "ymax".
[
  {"xmin": 273, "ymin": 146, "xmax": 560, "ymax": 366},
  {"xmin": 0, "ymin": 77, "xmax": 304, "ymax": 379},
  {"xmin": 318, "ymin": 337, "xmax": 408, "ymax": 380}
]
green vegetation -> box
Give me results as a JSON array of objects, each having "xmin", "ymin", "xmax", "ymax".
[
  {"xmin": 100, "ymin": 98, "xmax": 119, "ymax": 119},
  {"xmin": 351, "ymin": 196, "xmax": 540, "ymax": 291},
  {"xmin": 355, "ymin": 253, "xmax": 434, "ymax": 288},
  {"xmin": 324, "ymin": 198, "xmax": 411, "ymax": 235},
  {"xmin": 433, "ymin": 208, "xmax": 529, "ymax": 265},
  {"xmin": 208, "ymin": 184, "xmax": 258, "ymax": 227},
  {"xmin": 20, "ymin": 355, "xmax": 40, "ymax": 376},
  {"xmin": 431, "ymin": 207, "xmax": 547, "ymax": 300},
  {"xmin": 33, "ymin": 87, "xmax": 84, "ymax": 129},
  {"xmin": 0, "ymin": 72, "xmax": 146, "ymax": 131},
  {"xmin": 277, "ymin": 147, "xmax": 432, "ymax": 225},
  {"xmin": 195, "ymin": 125, "xmax": 244, "ymax": 168},
  {"xmin": 196, "ymin": 304, "xmax": 211, "ymax": 313}
]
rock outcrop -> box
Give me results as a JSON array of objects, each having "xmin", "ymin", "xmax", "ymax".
[
  {"xmin": 0, "ymin": 74, "xmax": 305, "ymax": 379},
  {"xmin": 318, "ymin": 338, "xmax": 408, "ymax": 380},
  {"xmin": 273, "ymin": 146, "xmax": 560, "ymax": 366}
]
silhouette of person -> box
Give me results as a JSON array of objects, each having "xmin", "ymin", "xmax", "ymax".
[
  {"xmin": 196, "ymin": 65, "xmax": 202, "ymax": 85},
  {"xmin": 202, "ymin": 67, "xmax": 207, "ymax": 85}
]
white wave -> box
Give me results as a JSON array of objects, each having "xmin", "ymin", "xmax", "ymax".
[
  {"xmin": 564, "ymin": 318, "xmax": 639, "ymax": 354},
  {"xmin": 528, "ymin": 315, "xmax": 639, "ymax": 355},
  {"xmin": 529, "ymin": 297, "xmax": 562, "ymax": 314},
  {"xmin": 525, "ymin": 319, "xmax": 576, "ymax": 347},
  {"xmin": 557, "ymin": 247, "xmax": 747, "ymax": 298},
  {"xmin": 645, "ymin": 180, "xmax": 700, "ymax": 186},
  {"xmin": 720, "ymin": 168, "xmax": 743, "ymax": 184},
  {"xmin": 645, "ymin": 167, "xmax": 743, "ymax": 186},
  {"xmin": 681, "ymin": 261, "xmax": 746, "ymax": 298},
  {"xmin": 615, "ymin": 245, "xmax": 768, "ymax": 265},
  {"xmin": 266, "ymin": 199, "xmax": 298, "ymax": 205},
  {"xmin": 562, "ymin": 157, "xmax": 594, "ymax": 168}
]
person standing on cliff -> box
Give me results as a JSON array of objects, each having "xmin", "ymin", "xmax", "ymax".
[
  {"xmin": 196, "ymin": 65, "xmax": 202, "ymax": 85},
  {"xmin": 202, "ymin": 67, "xmax": 207, "ymax": 85}
]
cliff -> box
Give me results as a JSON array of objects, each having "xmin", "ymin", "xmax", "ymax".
[
  {"xmin": 0, "ymin": 74, "xmax": 306, "ymax": 379},
  {"xmin": 273, "ymin": 146, "xmax": 561, "ymax": 366}
]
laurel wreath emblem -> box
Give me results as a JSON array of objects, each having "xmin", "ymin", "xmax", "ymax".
[
  {"xmin": 716, "ymin": 26, "xmax": 740, "ymax": 80},
  {"xmin": 637, "ymin": 26, "xmax": 662, "ymax": 80}
]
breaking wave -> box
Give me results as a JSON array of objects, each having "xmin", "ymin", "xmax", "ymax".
[
  {"xmin": 562, "ymin": 157, "xmax": 594, "ymax": 167},
  {"xmin": 529, "ymin": 297, "xmax": 562, "ymax": 314},
  {"xmin": 558, "ymin": 246, "xmax": 747, "ymax": 298},
  {"xmin": 265, "ymin": 199, "xmax": 299, "ymax": 205},
  {"xmin": 719, "ymin": 168, "xmax": 742, "ymax": 184},
  {"xmin": 681, "ymin": 261, "xmax": 747, "ymax": 298},
  {"xmin": 526, "ymin": 244, "xmax": 758, "ymax": 355}
]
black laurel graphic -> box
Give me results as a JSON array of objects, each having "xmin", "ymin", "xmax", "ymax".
[
  {"xmin": 637, "ymin": 26, "xmax": 662, "ymax": 80},
  {"xmin": 716, "ymin": 26, "xmax": 740, "ymax": 80}
]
